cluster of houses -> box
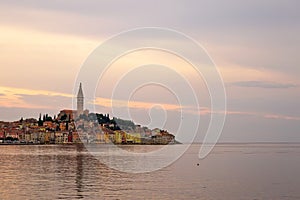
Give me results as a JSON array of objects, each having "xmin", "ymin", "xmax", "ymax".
[
  {"xmin": 0, "ymin": 109, "xmax": 176, "ymax": 145},
  {"xmin": 0, "ymin": 84, "xmax": 178, "ymax": 145}
]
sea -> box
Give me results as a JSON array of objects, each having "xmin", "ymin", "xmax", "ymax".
[{"xmin": 0, "ymin": 143, "xmax": 300, "ymax": 200}]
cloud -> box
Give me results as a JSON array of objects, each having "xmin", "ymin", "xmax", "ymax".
[
  {"xmin": 264, "ymin": 114, "xmax": 300, "ymax": 121},
  {"xmin": 93, "ymin": 97, "xmax": 184, "ymax": 111},
  {"xmin": 222, "ymin": 110, "xmax": 300, "ymax": 122},
  {"xmin": 0, "ymin": 86, "xmax": 73, "ymax": 109},
  {"xmin": 95, "ymin": 95, "xmax": 300, "ymax": 123},
  {"xmin": 0, "ymin": 86, "xmax": 73, "ymax": 97},
  {"xmin": 231, "ymin": 81, "xmax": 298, "ymax": 89},
  {"xmin": 0, "ymin": 86, "xmax": 192, "ymax": 113}
]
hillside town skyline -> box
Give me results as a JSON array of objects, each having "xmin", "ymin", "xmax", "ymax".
[{"xmin": 0, "ymin": 83, "xmax": 177, "ymax": 145}]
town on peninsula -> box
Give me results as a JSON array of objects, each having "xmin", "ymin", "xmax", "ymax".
[{"xmin": 0, "ymin": 83, "xmax": 179, "ymax": 145}]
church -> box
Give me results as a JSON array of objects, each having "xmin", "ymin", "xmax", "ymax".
[
  {"xmin": 57, "ymin": 83, "xmax": 88, "ymax": 121},
  {"xmin": 77, "ymin": 82, "xmax": 84, "ymax": 113}
]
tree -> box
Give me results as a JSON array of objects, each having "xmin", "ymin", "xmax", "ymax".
[
  {"xmin": 60, "ymin": 114, "xmax": 67, "ymax": 121},
  {"xmin": 38, "ymin": 113, "xmax": 43, "ymax": 126},
  {"xmin": 45, "ymin": 115, "xmax": 53, "ymax": 122}
]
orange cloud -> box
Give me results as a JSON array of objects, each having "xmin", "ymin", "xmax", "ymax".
[
  {"xmin": 93, "ymin": 97, "xmax": 184, "ymax": 111},
  {"xmin": 0, "ymin": 86, "xmax": 73, "ymax": 109}
]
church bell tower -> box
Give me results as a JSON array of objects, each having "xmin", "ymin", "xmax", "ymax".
[{"xmin": 77, "ymin": 83, "xmax": 84, "ymax": 113}]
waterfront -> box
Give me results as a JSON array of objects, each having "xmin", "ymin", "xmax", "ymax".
[{"xmin": 0, "ymin": 144, "xmax": 300, "ymax": 199}]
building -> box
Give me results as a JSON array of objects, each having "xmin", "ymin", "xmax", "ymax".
[
  {"xmin": 57, "ymin": 83, "xmax": 85, "ymax": 121},
  {"xmin": 57, "ymin": 110, "xmax": 75, "ymax": 121},
  {"xmin": 77, "ymin": 82, "xmax": 84, "ymax": 113}
]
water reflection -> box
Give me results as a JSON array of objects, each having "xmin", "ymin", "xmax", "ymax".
[
  {"xmin": 76, "ymin": 145, "xmax": 84, "ymax": 199},
  {"xmin": 0, "ymin": 144, "xmax": 300, "ymax": 200}
]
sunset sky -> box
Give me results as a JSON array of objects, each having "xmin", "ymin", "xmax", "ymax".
[{"xmin": 0, "ymin": 0, "xmax": 299, "ymax": 142}]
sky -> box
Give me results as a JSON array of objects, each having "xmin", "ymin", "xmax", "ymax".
[{"xmin": 0, "ymin": 0, "xmax": 299, "ymax": 142}]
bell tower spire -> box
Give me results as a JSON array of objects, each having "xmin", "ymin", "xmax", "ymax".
[{"xmin": 77, "ymin": 83, "xmax": 84, "ymax": 113}]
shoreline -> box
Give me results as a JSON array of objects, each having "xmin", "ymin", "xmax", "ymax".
[{"xmin": 0, "ymin": 142, "xmax": 181, "ymax": 146}]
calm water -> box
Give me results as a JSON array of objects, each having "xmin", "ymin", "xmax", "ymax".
[{"xmin": 0, "ymin": 144, "xmax": 300, "ymax": 200}]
